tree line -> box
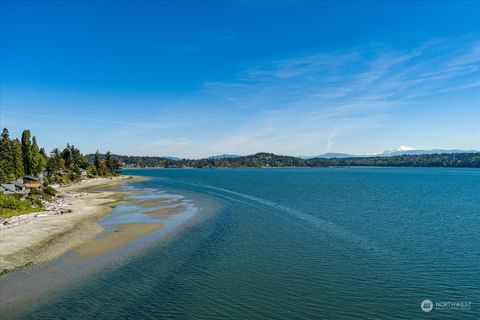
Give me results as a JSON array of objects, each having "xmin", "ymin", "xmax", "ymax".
[
  {"xmin": 0, "ymin": 128, "xmax": 121, "ymax": 184},
  {"xmin": 93, "ymin": 152, "xmax": 480, "ymax": 168},
  {"xmin": 309, "ymin": 153, "xmax": 480, "ymax": 168}
]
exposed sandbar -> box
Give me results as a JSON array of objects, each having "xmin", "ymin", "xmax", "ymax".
[
  {"xmin": 0, "ymin": 176, "xmax": 142, "ymax": 274},
  {"xmin": 71, "ymin": 223, "xmax": 163, "ymax": 260},
  {"xmin": 137, "ymin": 198, "xmax": 171, "ymax": 208},
  {"xmin": 145, "ymin": 206, "xmax": 182, "ymax": 217}
]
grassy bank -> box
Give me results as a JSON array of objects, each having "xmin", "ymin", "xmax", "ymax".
[{"xmin": 0, "ymin": 194, "xmax": 44, "ymax": 219}]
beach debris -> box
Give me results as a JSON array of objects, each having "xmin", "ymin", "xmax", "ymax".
[
  {"xmin": 0, "ymin": 177, "xmax": 126, "ymax": 230},
  {"xmin": 0, "ymin": 191, "xmax": 84, "ymax": 229}
]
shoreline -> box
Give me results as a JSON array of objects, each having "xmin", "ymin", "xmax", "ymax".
[
  {"xmin": 0, "ymin": 176, "xmax": 143, "ymax": 274},
  {"xmin": 123, "ymin": 166, "xmax": 480, "ymax": 169},
  {"xmin": 0, "ymin": 174, "xmax": 205, "ymax": 316}
]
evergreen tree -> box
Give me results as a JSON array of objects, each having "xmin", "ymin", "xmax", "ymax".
[
  {"xmin": 98, "ymin": 160, "xmax": 108, "ymax": 176},
  {"xmin": 46, "ymin": 157, "xmax": 57, "ymax": 177},
  {"xmin": 31, "ymin": 136, "xmax": 42, "ymax": 175},
  {"xmin": 111, "ymin": 157, "xmax": 121, "ymax": 174},
  {"xmin": 11, "ymin": 139, "xmax": 24, "ymax": 179},
  {"xmin": 105, "ymin": 151, "xmax": 112, "ymax": 174},
  {"xmin": 37, "ymin": 147, "xmax": 48, "ymax": 174},
  {"xmin": 0, "ymin": 128, "xmax": 13, "ymax": 181},
  {"xmin": 0, "ymin": 128, "xmax": 9, "ymax": 151},
  {"xmin": 62, "ymin": 144, "xmax": 73, "ymax": 169},
  {"xmin": 0, "ymin": 168, "xmax": 6, "ymax": 182},
  {"xmin": 46, "ymin": 148, "xmax": 61, "ymax": 176},
  {"xmin": 1, "ymin": 127, "xmax": 116, "ymax": 183},
  {"xmin": 21, "ymin": 129, "xmax": 33, "ymax": 175},
  {"xmin": 94, "ymin": 150, "xmax": 101, "ymax": 175}
]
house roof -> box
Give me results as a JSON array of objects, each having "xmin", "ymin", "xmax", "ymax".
[
  {"xmin": 23, "ymin": 176, "xmax": 40, "ymax": 181},
  {"xmin": 10, "ymin": 181, "xmax": 25, "ymax": 188},
  {"xmin": 26, "ymin": 182, "xmax": 42, "ymax": 188},
  {"xmin": 1, "ymin": 183, "xmax": 16, "ymax": 192}
]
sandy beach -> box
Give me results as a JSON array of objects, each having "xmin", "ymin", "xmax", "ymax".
[
  {"xmin": 0, "ymin": 174, "xmax": 200, "ymax": 316},
  {"xmin": 0, "ymin": 176, "xmax": 144, "ymax": 274}
]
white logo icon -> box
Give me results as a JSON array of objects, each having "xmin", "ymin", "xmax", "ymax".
[{"xmin": 421, "ymin": 299, "xmax": 433, "ymax": 312}]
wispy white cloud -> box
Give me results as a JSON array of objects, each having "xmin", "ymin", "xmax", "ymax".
[
  {"xmin": 190, "ymin": 38, "xmax": 480, "ymax": 156},
  {"xmin": 3, "ymin": 38, "xmax": 478, "ymax": 157}
]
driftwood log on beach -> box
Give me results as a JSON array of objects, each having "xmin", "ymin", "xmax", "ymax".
[{"xmin": 0, "ymin": 192, "xmax": 86, "ymax": 229}]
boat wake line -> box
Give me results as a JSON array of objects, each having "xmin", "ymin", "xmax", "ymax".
[{"xmin": 198, "ymin": 183, "xmax": 398, "ymax": 259}]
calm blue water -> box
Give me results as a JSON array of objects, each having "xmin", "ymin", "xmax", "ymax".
[{"xmin": 8, "ymin": 168, "xmax": 480, "ymax": 319}]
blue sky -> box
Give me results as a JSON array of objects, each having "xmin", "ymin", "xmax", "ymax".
[{"xmin": 1, "ymin": 1, "xmax": 479, "ymax": 158}]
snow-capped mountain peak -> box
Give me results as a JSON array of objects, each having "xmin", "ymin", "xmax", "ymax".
[{"xmin": 396, "ymin": 145, "xmax": 415, "ymax": 152}]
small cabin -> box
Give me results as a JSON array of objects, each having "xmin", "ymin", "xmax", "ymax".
[
  {"xmin": 1, "ymin": 183, "xmax": 16, "ymax": 195},
  {"xmin": 10, "ymin": 181, "xmax": 26, "ymax": 193},
  {"xmin": 26, "ymin": 182, "xmax": 42, "ymax": 190},
  {"xmin": 22, "ymin": 176, "xmax": 41, "ymax": 184}
]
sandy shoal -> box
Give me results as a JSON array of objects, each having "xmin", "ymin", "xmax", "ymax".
[
  {"xmin": 0, "ymin": 176, "xmax": 144, "ymax": 274},
  {"xmin": 70, "ymin": 223, "xmax": 163, "ymax": 261}
]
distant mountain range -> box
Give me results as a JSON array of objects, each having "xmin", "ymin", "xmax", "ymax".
[
  {"xmin": 300, "ymin": 152, "xmax": 354, "ymax": 159},
  {"xmin": 89, "ymin": 151, "xmax": 480, "ymax": 168},
  {"xmin": 208, "ymin": 154, "xmax": 241, "ymax": 160},
  {"xmin": 377, "ymin": 148, "xmax": 479, "ymax": 157},
  {"xmin": 90, "ymin": 147, "xmax": 479, "ymax": 164},
  {"xmin": 302, "ymin": 147, "xmax": 479, "ymax": 159}
]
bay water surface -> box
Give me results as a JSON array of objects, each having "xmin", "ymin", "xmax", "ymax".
[{"xmin": 7, "ymin": 168, "xmax": 480, "ymax": 319}]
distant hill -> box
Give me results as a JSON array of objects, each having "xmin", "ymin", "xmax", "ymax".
[
  {"xmin": 378, "ymin": 149, "xmax": 479, "ymax": 157},
  {"xmin": 88, "ymin": 151, "xmax": 480, "ymax": 168},
  {"xmin": 309, "ymin": 152, "xmax": 480, "ymax": 168},
  {"xmin": 208, "ymin": 154, "xmax": 241, "ymax": 159},
  {"xmin": 301, "ymin": 152, "xmax": 356, "ymax": 159},
  {"xmin": 302, "ymin": 148, "xmax": 479, "ymax": 159},
  {"xmin": 182, "ymin": 153, "xmax": 309, "ymax": 168},
  {"xmin": 86, "ymin": 153, "xmax": 180, "ymax": 168}
]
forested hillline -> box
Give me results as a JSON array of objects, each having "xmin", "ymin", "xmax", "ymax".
[
  {"xmin": 0, "ymin": 128, "xmax": 121, "ymax": 184},
  {"xmin": 0, "ymin": 127, "xmax": 124, "ymax": 218},
  {"xmin": 87, "ymin": 152, "xmax": 480, "ymax": 168}
]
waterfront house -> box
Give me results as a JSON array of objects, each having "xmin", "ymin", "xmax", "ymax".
[
  {"xmin": 22, "ymin": 176, "xmax": 41, "ymax": 184},
  {"xmin": 1, "ymin": 183, "xmax": 16, "ymax": 195},
  {"xmin": 25, "ymin": 182, "xmax": 42, "ymax": 190},
  {"xmin": 10, "ymin": 181, "xmax": 26, "ymax": 193}
]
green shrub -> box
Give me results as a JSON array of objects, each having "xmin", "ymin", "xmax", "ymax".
[
  {"xmin": 87, "ymin": 166, "xmax": 97, "ymax": 178},
  {"xmin": 50, "ymin": 174, "xmax": 69, "ymax": 185},
  {"xmin": 69, "ymin": 172, "xmax": 81, "ymax": 182},
  {"xmin": 0, "ymin": 194, "xmax": 22, "ymax": 210},
  {"xmin": 0, "ymin": 194, "xmax": 43, "ymax": 218},
  {"xmin": 29, "ymin": 189, "xmax": 42, "ymax": 196},
  {"xmin": 44, "ymin": 186, "xmax": 57, "ymax": 196},
  {"xmin": 31, "ymin": 196, "xmax": 42, "ymax": 208}
]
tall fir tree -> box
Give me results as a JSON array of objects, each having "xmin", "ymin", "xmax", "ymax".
[
  {"xmin": 105, "ymin": 151, "xmax": 112, "ymax": 174},
  {"xmin": 11, "ymin": 139, "xmax": 24, "ymax": 179},
  {"xmin": 21, "ymin": 129, "xmax": 33, "ymax": 176},
  {"xmin": 31, "ymin": 136, "xmax": 41, "ymax": 175},
  {"xmin": 0, "ymin": 128, "xmax": 13, "ymax": 181},
  {"xmin": 94, "ymin": 150, "xmax": 101, "ymax": 174},
  {"xmin": 37, "ymin": 147, "xmax": 48, "ymax": 174},
  {"xmin": 62, "ymin": 144, "xmax": 73, "ymax": 169}
]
